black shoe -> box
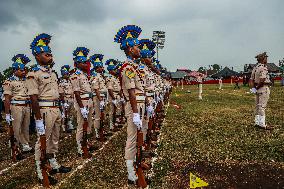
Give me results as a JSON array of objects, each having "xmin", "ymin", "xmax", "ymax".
[
  {"xmin": 22, "ymin": 148, "xmax": 35, "ymax": 154},
  {"xmin": 50, "ymin": 165, "xmax": 72, "ymax": 174},
  {"xmin": 16, "ymin": 154, "xmax": 24, "ymax": 161},
  {"xmin": 142, "ymin": 150, "xmax": 155, "ymax": 158},
  {"xmin": 128, "ymin": 179, "xmax": 137, "ymax": 185},
  {"xmin": 88, "ymin": 145, "xmax": 99, "ymax": 152},
  {"xmin": 39, "ymin": 175, "xmax": 58, "ymax": 186}
]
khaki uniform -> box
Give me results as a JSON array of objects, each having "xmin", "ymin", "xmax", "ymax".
[
  {"xmin": 58, "ymin": 78, "xmax": 76, "ymax": 125},
  {"xmin": 26, "ymin": 66, "xmax": 61, "ymax": 161},
  {"xmin": 250, "ymin": 63, "xmax": 271, "ymax": 117},
  {"xmin": 107, "ymin": 75, "xmax": 122, "ymax": 124},
  {"xmin": 70, "ymin": 69, "xmax": 94, "ymax": 153},
  {"xmin": 3, "ymin": 76, "xmax": 30, "ymax": 148},
  {"xmin": 91, "ymin": 73, "xmax": 108, "ymax": 130},
  {"xmin": 121, "ymin": 59, "xmax": 145, "ymax": 160},
  {"xmin": 142, "ymin": 66, "xmax": 156, "ymax": 141},
  {"xmin": 197, "ymin": 76, "xmax": 203, "ymax": 100}
]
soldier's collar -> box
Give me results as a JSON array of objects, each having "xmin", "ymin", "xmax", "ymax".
[
  {"xmin": 12, "ymin": 75, "xmax": 26, "ymax": 81},
  {"xmin": 38, "ymin": 65, "xmax": 51, "ymax": 73}
]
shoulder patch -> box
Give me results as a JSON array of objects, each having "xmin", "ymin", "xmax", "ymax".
[
  {"xmin": 125, "ymin": 68, "xmax": 136, "ymax": 79},
  {"xmin": 8, "ymin": 76, "xmax": 15, "ymax": 81},
  {"xmin": 32, "ymin": 66, "xmax": 40, "ymax": 71}
]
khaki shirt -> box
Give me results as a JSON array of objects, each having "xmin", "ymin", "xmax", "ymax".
[
  {"xmin": 120, "ymin": 59, "xmax": 144, "ymax": 100},
  {"xmin": 91, "ymin": 73, "xmax": 107, "ymax": 93},
  {"xmin": 26, "ymin": 66, "xmax": 59, "ymax": 100},
  {"xmin": 144, "ymin": 66, "xmax": 155, "ymax": 92},
  {"xmin": 58, "ymin": 78, "xmax": 73, "ymax": 97},
  {"xmin": 107, "ymin": 75, "xmax": 121, "ymax": 92},
  {"xmin": 250, "ymin": 63, "xmax": 270, "ymax": 84},
  {"xmin": 3, "ymin": 76, "xmax": 29, "ymax": 100},
  {"xmin": 70, "ymin": 69, "xmax": 91, "ymax": 94}
]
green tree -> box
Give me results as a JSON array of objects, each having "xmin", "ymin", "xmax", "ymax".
[
  {"xmin": 3, "ymin": 67, "xmax": 13, "ymax": 80},
  {"xmin": 198, "ymin": 67, "xmax": 206, "ymax": 72},
  {"xmin": 212, "ymin": 64, "xmax": 221, "ymax": 71}
]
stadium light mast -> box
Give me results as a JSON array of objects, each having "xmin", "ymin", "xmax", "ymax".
[{"xmin": 152, "ymin": 31, "xmax": 165, "ymax": 60}]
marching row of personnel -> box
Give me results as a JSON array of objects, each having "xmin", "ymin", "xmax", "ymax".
[{"xmin": 3, "ymin": 25, "xmax": 172, "ymax": 187}]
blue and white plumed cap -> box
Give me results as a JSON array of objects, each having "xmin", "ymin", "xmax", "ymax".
[
  {"xmin": 114, "ymin": 25, "xmax": 142, "ymax": 50},
  {"xmin": 139, "ymin": 39, "xmax": 156, "ymax": 58},
  {"xmin": 105, "ymin": 59, "xmax": 118, "ymax": 71},
  {"xmin": 61, "ymin": 65, "xmax": 71, "ymax": 76},
  {"xmin": 12, "ymin": 54, "xmax": 30, "ymax": 70},
  {"xmin": 30, "ymin": 33, "xmax": 52, "ymax": 55},
  {"xmin": 90, "ymin": 54, "xmax": 104, "ymax": 68},
  {"xmin": 73, "ymin": 47, "xmax": 90, "ymax": 63}
]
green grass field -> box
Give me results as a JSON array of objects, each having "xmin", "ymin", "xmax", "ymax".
[
  {"xmin": 151, "ymin": 83, "xmax": 284, "ymax": 189},
  {"xmin": 0, "ymin": 83, "xmax": 283, "ymax": 189}
]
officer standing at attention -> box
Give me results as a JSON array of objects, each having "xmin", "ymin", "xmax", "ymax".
[
  {"xmin": 250, "ymin": 52, "xmax": 273, "ymax": 130},
  {"xmin": 105, "ymin": 59, "xmax": 123, "ymax": 132},
  {"xmin": 26, "ymin": 33, "xmax": 71, "ymax": 185},
  {"xmin": 114, "ymin": 25, "xmax": 145, "ymax": 184},
  {"xmin": 89, "ymin": 54, "xmax": 108, "ymax": 140},
  {"xmin": 70, "ymin": 47, "xmax": 95, "ymax": 157},
  {"xmin": 3, "ymin": 54, "xmax": 33, "ymax": 154},
  {"xmin": 59, "ymin": 65, "xmax": 75, "ymax": 132}
]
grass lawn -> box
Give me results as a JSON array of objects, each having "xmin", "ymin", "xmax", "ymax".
[
  {"xmin": 151, "ymin": 83, "xmax": 284, "ymax": 189},
  {"xmin": 0, "ymin": 83, "xmax": 283, "ymax": 189}
]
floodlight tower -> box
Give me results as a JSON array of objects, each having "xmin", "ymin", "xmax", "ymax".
[{"xmin": 152, "ymin": 31, "xmax": 165, "ymax": 60}]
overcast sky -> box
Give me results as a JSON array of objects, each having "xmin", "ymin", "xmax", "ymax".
[{"xmin": 0, "ymin": 0, "xmax": 283, "ymax": 73}]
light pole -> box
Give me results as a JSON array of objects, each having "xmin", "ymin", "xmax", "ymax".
[{"xmin": 152, "ymin": 31, "xmax": 165, "ymax": 60}]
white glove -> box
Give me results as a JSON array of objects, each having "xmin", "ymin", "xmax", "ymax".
[
  {"xmin": 63, "ymin": 102, "xmax": 69, "ymax": 108},
  {"xmin": 61, "ymin": 112, "xmax": 65, "ymax": 118},
  {"xmin": 250, "ymin": 88, "xmax": 257, "ymax": 94},
  {"xmin": 5, "ymin": 114, "xmax": 13, "ymax": 124},
  {"xmin": 146, "ymin": 105, "xmax": 154, "ymax": 117},
  {"xmin": 80, "ymin": 107, "xmax": 89, "ymax": 119},
  {"xmin": 112, "ymin": 99, "xmax": 117, "ymax": 105},
  {"xmin": 156, "ymin": 95, "xmax": 161, "ymax": 103},
  {"xmin": 133, "ymin": 113, "xmax": 142, "ymax": 130},
  {"xmin": 100, "ymin": 101, "xmax": 105, "ymax": 110},
  {"xmin": 35, "ymin": 119, "xmax": 45, "ymax": 135},
  {"xmin": 120, "ymin": 98, "xmax": 125, "ymax": 104}
]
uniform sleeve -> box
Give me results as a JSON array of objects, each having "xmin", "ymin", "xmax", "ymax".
[
  {"xmin": 92, "ymin": 77, "xmax": 100, "ymax": 90},
  {"xmin": 250, "ymin": 67, "xmax": 256, "ymax": 80},
  {"xmin": 107, "ymin": 77, "xmax": 114, "ymax": 90},
  {"xmin": 58, "ymin": 82, "xmax": 64, "ymax": 94},
  {"xmin": 259, "ymin": 67, "xmax": 268, "ymax": 79},
  {"xmin": 122, "ymin": 67, "xmax": 136, "ymax": 90},
  {"xmin": 70, "ymin": 75, "xmax": 80, "ymax": 92},
  {"xmin": 3, "ymin": 80, "xmax": 12, "ymax": 95},
  {"xmin": 26, "ymin": 71, "xmax": 39, "ymax": 95}
]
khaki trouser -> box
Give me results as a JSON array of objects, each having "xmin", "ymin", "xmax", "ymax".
[
  {"xmin": 255, "ymin": 86, "xmax": 270, "ymax": 116},
  {"xmin": 125, "ymin": 101, "xmax": 145, "ymax": 160},
  {"xmin": 65, "ymin": 97, "xmax": 76, "ymax": 120},
  {"xmin": 11, "ymin": 105, "xmax": 30, "ymax": 146},
  {"xmin": 93, "ymin": 97, "xmax": 101, "ymax": 129},
  {"xmin": 35, "ymin": 108, "xmax": 61, "ymax": 161},
  {"xmin": 198, "ymin": 84, "xmax": 203, "ymax": 99},
  {"xmin": 142, "ymin": 96, "xmax": 154, "ymax": 141},
  {"xmin": 74, "ymin": 99, "xmax": 94, "ymax": 143},
  {"xmin": 109, "ymin": 93, "xmax": 122, "ymax": 123}
]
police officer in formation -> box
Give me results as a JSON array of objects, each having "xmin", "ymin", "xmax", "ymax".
[{"xmin": 2, "ymin": 27, "xmax": 172, "ymax": 186}]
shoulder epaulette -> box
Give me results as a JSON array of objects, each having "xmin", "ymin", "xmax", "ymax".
[
  {"xmin": 32, "ymin": 66, "xmax": 40, "ymax": 71},
  {"xmin": 75, "ymin": 70, "xmax": 81, "ymax": 75},
  {"xmin": 8, "ymin": 76, "xmax": 16, "ymax": 81}
]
